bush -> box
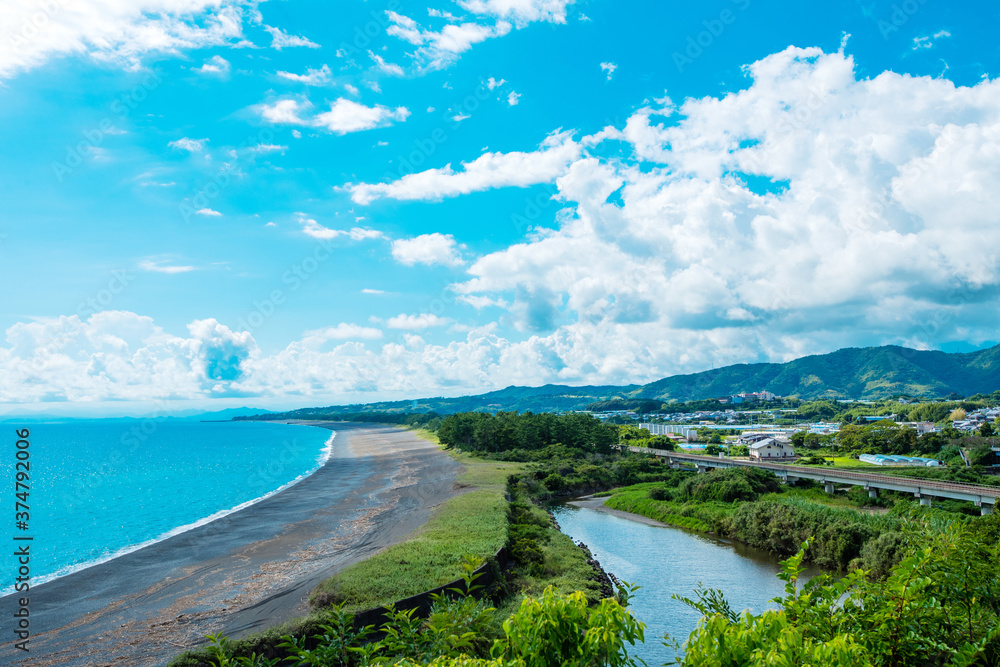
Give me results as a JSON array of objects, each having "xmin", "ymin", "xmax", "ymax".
[
  {"xmin": 648, "ymin": 486, "xmax": 672, "ymax": 501},
  {"xmin": 676, "ymin": 467, "xmax": 781, "ymax": 503}
]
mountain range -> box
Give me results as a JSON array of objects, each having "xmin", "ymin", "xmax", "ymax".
[{"xmin": 250, "ymin": 344, "xmax": 1000, "ymax": 417}]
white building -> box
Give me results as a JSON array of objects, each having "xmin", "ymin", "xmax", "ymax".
[{"xmin": 748, "ymin": 438, "xmax": 795, "ymax": 460}]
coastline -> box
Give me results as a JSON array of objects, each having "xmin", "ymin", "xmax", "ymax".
[
  {"xmin": 17, "ymin": 422, "xmax": 461, "ymax": 667},
  {"xmin": 2, "ymin": 425, "xmax": 337, "ymax": 599}
]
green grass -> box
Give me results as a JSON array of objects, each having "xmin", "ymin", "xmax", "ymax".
[
  {"xmin": 603, "ymin": 483, "xmax": 716, "ymax": 533},
  {"xmin": 311, "ymin": 489, "xmax": 508, "ymax": 611},
  {"xmin": 507, "ymin": 497, "xmax": 605, "ymax": 603},
  {"xmin": 310, "ymin": 429, "xmax": 526, "ymax": 611}
]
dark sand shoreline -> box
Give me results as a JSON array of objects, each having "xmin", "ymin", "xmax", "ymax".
[{"xmin": 12, "ymin": 422, "xmax": 460, "ymax": 667}]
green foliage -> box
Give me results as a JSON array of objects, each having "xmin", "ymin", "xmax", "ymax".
[
  {"xmin": 437, "ymin": 412, "xmax": 618, "ymax": 455},
  {"xmin": 204, "ymin": 580, "xmax": 645, "ymax": 667},
  {"xmin": 490, "ymin": 587, "xmax": 645, "ymax": 667},
  {"xmin": 672, "ymin": 520, "xmax": 1000, "ymax": 666},
  {"xmin": 676, "ymin": 467, "xmax": 781, "ymax": 504},
  {"xmin": 311, "ymin": 490, "xmax": 507, "ymax": 611}
]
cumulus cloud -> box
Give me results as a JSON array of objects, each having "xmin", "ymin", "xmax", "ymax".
[
  {"xmin": 458, "ymin": 0, "xmax": 574, "ymax": 25},
  {"xmin": 169, "ymin": 137, "xmax": 207, "ymax": 152},
  {"xmin": 599, "ymin": 61, "xmax": 616, "ymax": 80},
  {"xmin": 264, "ymin": 25, "xmax": 320, "ymax": 50},
  {"xmin": 446, "ymin": 46, "xmax": 1000, "ymax": 371},
  {"xmin": 387, "ymin": 11, "xmax": 511, "ymax": 70},
  {"xmin": 257, "ymin": 98, "xmax": 410, "ymax": 134},
  {"xmin": 386, "ymin": 313, "xmax": 451, "ymax": 329},
  {"xmin": 6, "ymin": 46, "xmax": 1000, "ymax": 406},
  {"xmin": 0, "ymin": 0, "xmax": 252, "ymax": 80},
  {"xmin": 195, "ymin": 207, "xmax": 222, "ymax": 216},
  {"xmin": 347, "ymin": 130, "xmax": 581, "ymax": 204},
  {"xmin": 386, "ymin": 1, "xmax": 572, "ymax": 71},
  {"xmin": 391, "ymin": 233, "xmax": 466, "ymax": 267},
  {"xmin": 298, "ymin": 215, "xmax": 385, "ymax": 241},
  {"xmin": 301, "ymin": 324, "xmax": 384, "ymax": 344},
  {"xmin": 368, "ymin": 50, "xmax": 404, "ymax": 76},
  {"xmin": 276, "ymin": 64, "xmax": 332, "ymax": 85},
  {"xmin": 195, "ymin": 55, "xmax": 230, "ymax": 75}
]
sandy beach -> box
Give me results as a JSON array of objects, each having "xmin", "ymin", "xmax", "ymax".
[{"xmin": 14, "ymin": 423, "xmax": 460, "ymax": 667}]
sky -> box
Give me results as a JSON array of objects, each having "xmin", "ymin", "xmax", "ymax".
[{"xmin": 1, "ymin": 0, "xmax": 999, "ymax": 415}]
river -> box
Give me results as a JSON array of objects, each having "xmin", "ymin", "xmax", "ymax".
[{"xmin": 551, "ymin": 500, "xmax": 820, "ymax": 666}]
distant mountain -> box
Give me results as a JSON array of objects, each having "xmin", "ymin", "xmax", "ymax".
[
  {"xmin": 630, "ymin": 345, "xmax": 1000, "ymax": 403},
  {"xmin": 241, "ymin": 344, "xmax": 1000, "ymax": 418},
  {"xmin": 176, "ymin": 406, "xmax": 277, "ymax": 421}
]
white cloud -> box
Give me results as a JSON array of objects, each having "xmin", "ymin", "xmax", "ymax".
[
  {"xmin": 386, "ymin": 313, "xmax": 451, "ymax": 329},
  {"xmin": 264, "ymin": 25, "xmax": 320, "ymax": 50},
  {"xmin": 298, "ymin": 215, "xmax": 384, "ymax": 241},
  {"xmin": 258, "ymin": 99, "xmax": 309, "ymax": 124},
  {"xmin": 0, "ymin": 312, "xmax": 257, "ymax": 402},
  {"xmin": 913, "ymin": 30, "xmax": 951, "ymax": 50},
  {"xmin": 458, "ymin": 0, "xmax": 574, "ymax": 25},
  {"xmin": 314, "ymin": 99, "xmax": 410, "ymax": 134},
  {"xmin": 487, "ymin": 77, "xmax": 506, "ymax": 90},
  {"xmin": 302, "ymin": 324, "xmax": 384, "ymax": 344},
  {"xmin": 169, "ymin": 137, "xmax": 208, "ymax": 152},
  {"xmin": 600, "ymin": 61, "xmax": 617, "ymax": 80},
  {"xmin": 258, "ymin": 98, "xmax": 410, "ymax": 135},
  {"xmin": 440, "ymin": 46, "xmax": 1000, "ymax": 370},
  {"xmin": 361, "ymin": 288, "xmax": 386, "ymax": 294},
  {"xmin": 139, "ymin": 259, "xmax": 196, "ymax": 274},
  {"xmin": 0, "ymin": 0, "xmax": 252, "ymax": 80},
  {"xmin": 248, "ymin": 143, "xmax": 287, "ymax": 154},
  {"xmin": 344, "ymin": 83, "xmax": 360, "ymax": 96},
  {"xmin": 347, "ymin": 130, "xmax": 581, "ymax": 204},
  {"xmin": 195, "ymin": 55, "xmax": 230, "ymax": 75},
  {"xmin": 276, "ymin": 64, "xmax": 332, "ymax": 85},
  {"xmin": 8, "ymin": 46, "xmax": 1000, "ymax": 406},
  {"xmin": 507, "ymin": 90, "xmax": 521, "ymax": 105},
  {"xmin": 196, "ymin": 207, "xmax": 222, "ymax": 216},
  {"xmin": 387, "ymin": 12, "xmax": 511, "ymax": 70},
  {"xmin": 451, "ymin": 112, "xmax": 471, "ymax": 122},
  {"xmin": 391, "ymin": 233, "xmax": 466, "ymax": 267},
  {"xmin": 368, "ymin": 50, "xmax": 405, "ymax": 76}
]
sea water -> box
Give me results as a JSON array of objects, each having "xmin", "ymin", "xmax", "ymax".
[{"xmin": 1, "ymin": 420, "xmax": 333, "ymax": 597}]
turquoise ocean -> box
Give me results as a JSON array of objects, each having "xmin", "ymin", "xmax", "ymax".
[{"xmin": 1, "ymin": 420, "xmax": 333, "ymax": 597}]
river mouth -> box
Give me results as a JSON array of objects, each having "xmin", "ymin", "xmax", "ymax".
[{"xmin": 551, "ymin": 498, "xmax": 822, "ymax": 665}]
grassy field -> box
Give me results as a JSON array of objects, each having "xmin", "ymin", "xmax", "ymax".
[{"xmin": 310, "ymin": 428, "xmax": 524, "ymax": 611}]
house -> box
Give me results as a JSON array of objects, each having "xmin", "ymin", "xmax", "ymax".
[
  {"xmin": 748, "ymin": 438, "xmax": 795, "ymax": 460},
  {"xmin": 738, "ymin": 432, "xmax": 774, "ymax": 445}
]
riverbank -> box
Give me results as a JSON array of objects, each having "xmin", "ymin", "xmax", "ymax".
[{"xmin": 20, "ymin": 423, "xmax": 460, "ymax": 667}]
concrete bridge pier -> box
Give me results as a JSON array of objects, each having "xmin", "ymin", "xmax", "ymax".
[
  {"xmin": 867, "ymin": 488, "xmax": 878, "ymax": 500},
  {"xmin": 982, "ymin": 505, "xmax": 994, "ymax": 516},
  {"xmin": 917, "ymin": 495, "xmax": 932, "ymax": 507},
  {"xmin": 824, "ymin": 482, "xmax": 835, "ymax": 494}
]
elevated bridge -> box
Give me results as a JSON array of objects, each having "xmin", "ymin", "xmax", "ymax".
[{"xmin": 627, "ymin": 446, "xmax": 999, "ymax": 515}]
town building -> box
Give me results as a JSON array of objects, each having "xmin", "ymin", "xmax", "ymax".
[{"xmin": 747, "ymin": 438, "xmax": 795, "ymax": 460}]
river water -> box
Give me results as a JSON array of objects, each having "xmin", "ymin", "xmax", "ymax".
[{"xmin": 551, "ymin": 501, "xmax": 819, "ymax": 666}]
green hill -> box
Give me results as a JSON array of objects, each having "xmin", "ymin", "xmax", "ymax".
[{"xmin": 247, "ymin": 344, "xmax": 1000, "ymax": 418}]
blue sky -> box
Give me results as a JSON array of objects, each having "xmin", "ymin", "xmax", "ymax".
[{"xmin": 1, "ymin": 0, "xmax": 999, "ymax": 414}]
